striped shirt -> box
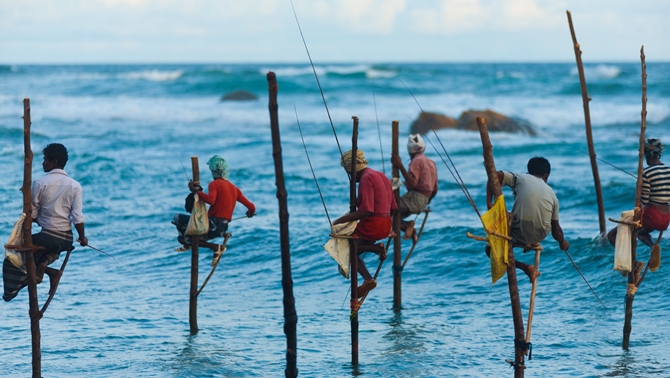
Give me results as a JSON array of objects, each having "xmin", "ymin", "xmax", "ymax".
[{"xmin": 641, "ymin": 163, "xmax": 670, "ymax": 206}]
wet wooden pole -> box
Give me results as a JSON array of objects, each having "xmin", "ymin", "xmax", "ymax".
[
  {"xmin": 21, "ymin": 98, "xmax": 41, "ymax": 377},
  {"xmin": 350, "ymin": 116, "xmax": 359, "ymax": 367},
  {"xmin": 392, "ymin": 120, "xmax": 402, "ymax": 311},
  {"xmin": 622, "ymin": 46, "xmax": 647, "ymax": 350},
  {"xmin": 567, "ymin": 10, "xmax": 606, "ymax": 237},
  {"xmin": 477, "ymin": 117, "xmax": 526, "ymax": 377},
  {"xmin": 267, "ymin": 71, "xmax": 298, "ymax": 377},
  {"xmin": 189, "ymin": 156, "xmax": 200, "ymax": 334}
]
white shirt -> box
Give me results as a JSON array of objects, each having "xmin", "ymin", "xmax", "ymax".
[{"xmin": 31, "ymin": 169, "xmax": 85, "ymax": 231}]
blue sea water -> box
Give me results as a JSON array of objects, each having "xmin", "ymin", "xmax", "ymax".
[{"xmin": 1, "ymin": 62, "xmax": 670, "ymax": 377}]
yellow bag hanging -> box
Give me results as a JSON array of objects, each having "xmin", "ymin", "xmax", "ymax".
[
  {"xmin": 185, "ymin": 193, "xmax": 209, "ymax": 236},
  {"xmin": 480, "ymin": 195, "xmax": 509, "ymax": 284}
]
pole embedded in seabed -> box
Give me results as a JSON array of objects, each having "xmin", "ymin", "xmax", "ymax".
[
  {"xmin": 350, "ymin": 116, "xmax": 359, "ymax": 367},
  {"xmin": 267, "ymin": 71, "xmax": 298, "ymax": 378},
  {"xmin": 22, "ymin": 98, "xmax": 42, "ymax": 378},
  {"xmin": 623, "ymin": 46, "xmax": 647, "ymax": 350},
  {"xmin": 189, "ymin": 156, "xmax": 200, "ymax": 335},
  {"xmin": 476, "ymin": 117, "xmax": 526, "ymax": 377},
  {"xmin": 567, "ymin": 10, "xmax": 606, "ymax": 237},
  {"xmin": 392, "ymin": 120, "xmax": 402, "ymax": 311}
]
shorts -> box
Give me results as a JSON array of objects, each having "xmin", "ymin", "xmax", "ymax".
[
  {"xmin": 398, "ymin": 190, "xmax": 429, "ymax": 219},
  {"xmin": 354, "ymin": 215, "xmax": 392, "ymax": 242},
  {"xmin": 642, "ymin": 205, "xmax": 670, "ymax": 231},
  {"xmin": 173, "ymin": 213, "xmax": 229, "ymax": 245}
]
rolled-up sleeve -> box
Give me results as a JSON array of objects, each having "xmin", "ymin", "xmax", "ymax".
[{"xmin": 69, "ymin": 184, "xmax": 85, "ymax": 224}]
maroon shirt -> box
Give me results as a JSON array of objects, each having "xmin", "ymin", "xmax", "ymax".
[{"xmin": 357, "ymin": 168, "xmax": 397, "ymax": 216}]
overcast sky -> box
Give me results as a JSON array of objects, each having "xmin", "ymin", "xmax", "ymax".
[{"xmin": 1, "ymin": 0, "xmax": 668, "ymax": 64}]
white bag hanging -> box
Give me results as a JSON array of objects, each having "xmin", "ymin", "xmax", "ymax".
[
  {"xmin": 613, "ymin": 210, "xmax": 634, "ymax": 274},
  {"xmin": 5, "ymin": 213, "xmax": 27, "ymax": 273},
  {"xmin": 185, "ymin": 193, "xmax": 209, "ymax": 236}
]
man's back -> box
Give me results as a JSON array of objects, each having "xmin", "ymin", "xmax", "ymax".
[
  {"xmin": 31, "ymin": 169, "xmax": 83, "ymax": 232},
  {"xmin": 357, "ymin": 168, "xmax": 397, "ymax": 216},
  {"xmin": 408, "ymin": 153, "xmax": 437, "ymax": 198},
  {"xmin": 502, "ymin": 172, "xmax": 558, "ymax": 245}
]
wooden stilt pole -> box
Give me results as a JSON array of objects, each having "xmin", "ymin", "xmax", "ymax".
[
  {"xmin": 189, "ymin": 156, "xmax": 200, "ymax": 335},
  {"xmin": 402, "ymin": 208, "xmax": 430, "ymax": 269},
  {"xmin": 392, "ymin": 120, "xmax": 402, "ymax": 311},
  {"xmin": 267, "ymin": 72, "xmax": 298, "ymax": 378},
  {"xmin": 350, "ymin": 116, "xmax": 359, "ymax": 367},
  {"xmin": 21, "ymin": 98, "xmax": 41, "ymax": 378},
  {"xmin": 525, "ymin": 249, "xmax": 541, "ymax": 347},
  {"xmin": 567, "ymin": 10, "xmax": 606, "ymax": 237},
  {"xmin": 477, "ymin": 117, "xmax": 525, "ymax": 377},
  {"xmin": 622, "ymin": 46, "xmax": 647, "ymax": 350}
]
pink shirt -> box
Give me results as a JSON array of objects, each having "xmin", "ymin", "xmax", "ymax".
[
  {"xmin": 408, "ymin": 152, "xmax": 437, "ymax": 198},
  {"xmin": 357, "ymin": 168, "xmax": 397, "ymax": 216}
]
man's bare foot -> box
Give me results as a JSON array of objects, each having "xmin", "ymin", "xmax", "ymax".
[
  {"xmin": 377, "ymin": 243, "xmax": 387, "ymax": 261},
  {"xmin": 404, "ymin": 220, "xmax": 415, "ymax": 240},
  {"xmin": 411, "ymin": 229, "xmax": 418, "ymax": 244},
  {"xmin": 46, "ymin": 269, "xmax": 63, "ymax": 296},
  {"xmin": 527, "ymin": 265, "xmax": 541, "ymax": 283},
  {"xmin": 357, "ymin": 279, "xmax": 377, "ymax": 299}
]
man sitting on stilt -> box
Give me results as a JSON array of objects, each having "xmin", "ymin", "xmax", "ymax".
[
  {"xmin": 607, "ymin": 138, "xmax": 670, "ymax": 273},
  {"xmin": 173, "ymin": 155, "xmax": 255, "ymax": 264},
  {"xmin": 3, "ymin": 143, "xmax": 88, "ymax": 301},
  {"xmin": 334, "ymin": 149, "xmax": 397, "ymax": 298},
  {"xmin": 486, "ymin": 156, "xmax": 570, "ymax": 282},
  {"xmin": 391, "ymin": 134, "xmax": 438, "ymax": 243}
]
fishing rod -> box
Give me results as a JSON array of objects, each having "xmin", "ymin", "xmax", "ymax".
[
  {"xmin": 231, "ymin": 214, "xmax": 255, "ymax": 221},
  {"xmin": 78, "ymin": 241, "xmax": 116, "ymax": 260},
  {"xmin": 176, "ymin": 155, "xmax": 190, "ymax": 181},
  {"xmin": 371, "ymin": 82, "xmax": 386, "ymax": 175},
  {"xmin": 289, "ymin": 0, "xmax": 344, "ymax": 162},
  {"xmin": 295, "ymin": 104, "xmax": 333, "ymax": 227},
  {"xmin": 551, "ymin": 137, "xmax": 637, "ymax": 179},
  {"xmin": 562, "ymin": 249, "xmax": 609, "ymax": 315}
]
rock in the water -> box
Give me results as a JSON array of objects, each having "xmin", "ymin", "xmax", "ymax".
[
  {"xmin": 409, "ymin": 109, "xmax": 535, "ymax": 135},
  {"xmin": 409, "ymin": 112, "xmax": 458, "ymax": 135},
  {"xmin": 221, "ymin": 90, "xmax": 258, "ymax": 101},
  {"xmin": 457, "ymin": 109, "xmax": 535, "ymax": 135}
]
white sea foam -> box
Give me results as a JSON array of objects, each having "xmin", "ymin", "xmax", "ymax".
[
  {"xmin": 120, "ymin": 70, "xmax": 183, "ymax": 81},
  {"xmin": 367, "ymin": 68, "xmax": 396, "ymax": 79},
  {"xmin": 570, "ymin": 64, "xmax": 621, "ymax": 79}
]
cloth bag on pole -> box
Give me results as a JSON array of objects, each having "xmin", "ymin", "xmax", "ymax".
[
  {"xmin": 185, "ymin": 193, "xmax": 209, "ymax": 236},
  {"xmin": 4, "ymin": 213, "xmax": 27, "ymax": 273}
]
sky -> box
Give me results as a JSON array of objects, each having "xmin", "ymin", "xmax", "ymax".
[{"xmin": 1, "ymin": 0, "xmax": 669, "ymax": 64}]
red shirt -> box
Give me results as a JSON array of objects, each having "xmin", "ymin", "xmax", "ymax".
[
  {"xmin": 408, "ymin": 152, "xmax": 438, "ymax": 198},
  {"xmin": 357, "ymin": 168, "xmax": 397, "ymax": 216},
  {"xmin": 197, "ymin": 178, "xmax": 255, "ymax": 220}
]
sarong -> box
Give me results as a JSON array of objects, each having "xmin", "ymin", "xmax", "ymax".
[
  {"xmin": 173, "ymin": 213, "xmax": 229, "ymax": 246},
  {"xmin": 642, "ymin": 205, "xmax": 670, "ymax": 231},
  {"xmin": 3, "ymin": 229, "xmax": 73, "ymax": 302},
  {"xmin": 354, "ymin": 215, "xmax": 392, "ymax": 242},
  {"xmin": 398, "ymin": 190, "xmax": 430, "ymax": 219}
]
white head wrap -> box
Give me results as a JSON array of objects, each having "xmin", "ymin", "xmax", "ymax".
[{"xmin": 407, "ymin": 134, "xmax": 426, "ymax": 154}]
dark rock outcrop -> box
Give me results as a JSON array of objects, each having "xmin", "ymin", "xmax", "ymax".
[
  {"xmin": 409, "ymin": 109, "xmax": 535, "ymax": 135},
  {"xmin": 221, "ymin": 90, "xmax": 258, "ymax": 101},
  {"xmin": 409, "ymin": 112, "xmax": 458, "ymax": 135}
]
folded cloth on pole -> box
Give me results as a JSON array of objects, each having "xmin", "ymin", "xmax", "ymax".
[
  {"xmin": 480, "ymin": 195, "xmax": 509, "ymax": 284},
  {"xmin": 614, "ymin": 210, "xmax": 634, "ymax": 274},
  {"xmin": 4, "ymin": 213, "xmax": 26, "ymax": 273},
  {"xmin": 323, "ymin": 220, "xmax": 357, "ymax": 279}
]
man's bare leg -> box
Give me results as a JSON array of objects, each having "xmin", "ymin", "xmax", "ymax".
[
  {"xmin": 516, "ymin": 261, "xmax": 541, "ymax": 283},
  {"xmin": 403, "ymin": 220, "xmax": 415, "ymax": 240},
  {"xmin": 44, "ymin": 267, "xmax": 62, "ymax": 295},
  {"xmin": 637, "ymin": 228, "xmax": 655, "ymax": 248},
  {"xmin": 35, "ymin": 261, "xmax": 47, "ymax": 284}
]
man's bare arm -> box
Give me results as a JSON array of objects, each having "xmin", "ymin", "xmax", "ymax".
[{"xmin": 551, "ymin": 219, "xmax": 569, "ymax": 251}]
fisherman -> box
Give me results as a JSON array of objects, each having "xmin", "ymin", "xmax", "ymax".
[
  {"xmin": 486, "ymin": 156, "xmax": 570, "ymax": 282},
  {"xmin": 3, "ymin": 143, "xmax": 88, "ymax": 301},
  {"xmin": 333, "ymin": 149, "xmax": 397, "ymax": 298},
  {"xmin": 391, "ymin": 133, "xmax": 438, "ymax": 242},
  {"xmin": 607, "ymin": 138, "xmax": 670, "ymax": 271},
  {"xmin": 173, "ymin": 155, "xmax": 255, "ymax": 263}
]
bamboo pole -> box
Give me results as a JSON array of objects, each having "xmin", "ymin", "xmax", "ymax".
[
  {"xmin": 21, "ymin": 98, "xmax": 41, "ymax": 378},
  {"xmin": 622, "ymin": 46, "xmax": 647, "ymax": 350},
  {"xmin": 402, "ymin": 208, "xmax": 430, "ymax": 268},
  {"xmin": 267, "ymin": 71, "xmax": 298, "ymax": 378},
  {"xmin": 350, "ymin": 116, "xmax": 359, "ymax": 367},
  {"xmin": 477, "ymin": 117, "xmax": 525, "ymax": 377},
  {"xmin": 525, "ymin": 249, "xmax": 541, "ymax": 347},
  {"xmin": 189, "ymin": 156, "xmax": 200, "ymax": 335},
  {"xmin": 567, "ymin": 10, "xmax": 606, "ymax": 237},
  {"xmin": 392, "ymin": 120, "xmax": 402, "ymax": 311}
]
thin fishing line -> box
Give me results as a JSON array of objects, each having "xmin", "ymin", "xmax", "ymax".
[
  {"xmin": 294, "ymin": 104, "xmax": 333, "ymax": 227},
  {"xmin": 289, "ymin": 0, "xmax": 344, "ymax": 161},
  {"xmin": 176, "ymin": 155, "xmax": 190, "ymax": 181},
  {"xmin": 563, "ymin": 249, "xmax": 610, "ymax": 316},
  {"xmin": 371, "ymin": 81, "xmax": 386, "ymax": 175},
  {"xmin": 552, "ymin": 137, "xmax": 637, "ymax": 179}
]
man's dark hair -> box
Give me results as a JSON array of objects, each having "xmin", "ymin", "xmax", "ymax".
[
  {"xmin": 43, "ymin": 143, "xmax": 69, "ymax": 168},
  {"xmin": 527, "ymin": 156, "xmax": 550, "ymax": 176}
]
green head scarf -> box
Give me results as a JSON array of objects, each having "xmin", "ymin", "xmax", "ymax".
[{"xmin": 207, "ymin": 155, "xmax": 229, "ymax": 179}]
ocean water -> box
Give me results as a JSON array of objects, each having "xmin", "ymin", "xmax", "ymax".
[{"xmin": 1, "ymin": 63, "xmax": 670, "ymax": 377}]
